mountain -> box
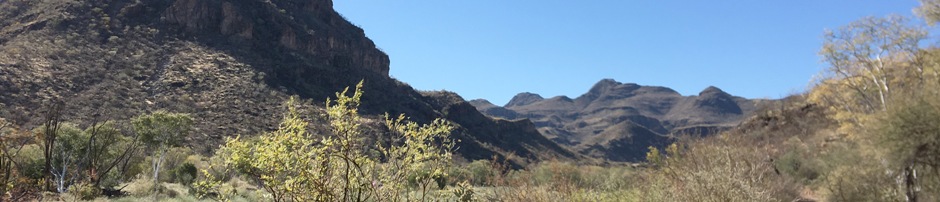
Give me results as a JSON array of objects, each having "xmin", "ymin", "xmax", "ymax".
[
  {"xmin": 471, "ymin": 79, "xmax": 772, "ymax": 161},
  {"xmin": 0, "ymin": 0, "xmax": 579, "ymax": 165},
  {"xmin": 504, "ymin": 92, "xmax": 544, "ymax": 108}
]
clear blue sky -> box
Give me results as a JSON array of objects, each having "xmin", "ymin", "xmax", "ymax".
[{"xmin": 334, "ymin": 1, "xmax": 923, "ymax": 106}]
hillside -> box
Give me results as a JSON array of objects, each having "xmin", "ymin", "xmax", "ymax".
[
  {"xmin": 0, "ymin": 0, "xmax": 578, "ymax": 165},
  {"xmin": 471, "ymin": 79, "xmax": 772, "ymax": 161}
]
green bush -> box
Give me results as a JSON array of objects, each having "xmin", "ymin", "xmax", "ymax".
[
  {"xmin": 776, "ymin": 148, "xmax": 822, "ymax": 184},
  {"xmin": 15, "ymin": 144, "xmax": 45, "ymax": 180},
  {"xmin": 170, "ymin": 163, "xmax": 197, "ymax": 185},
  {"xmin": 466, "ymin": 160, "xmax": 498, "ymax": 186}
]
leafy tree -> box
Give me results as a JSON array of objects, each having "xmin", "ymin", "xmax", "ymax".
[
  {"xmin": 81, "ymin": 121, "xmax": 136, "ymax": 188},
  {"xmin": 44, "ymin": 119, "xmax": 136, "ymax": 195},
  {"xmin": 131, "ymin": 111, "xmax": 193, "ymax": 194},
  {"xmin": 48, "ymin": 123, "xmax": 84, "ymax": 193}
]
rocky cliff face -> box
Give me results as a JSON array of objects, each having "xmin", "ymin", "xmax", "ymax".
[
  {"xmin": 0, "ymin": 0, "xmax": 575, "ymax": 164},
  {"xmin": 471, "ymin": 79, "xmax": 773, "ymax": 161},
  {"xmin": 160, "ymin": 0, "xmax": 390, "ymax": 75}
]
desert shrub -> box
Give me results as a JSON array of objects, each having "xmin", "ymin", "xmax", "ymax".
[
  {"xmin": 123, "ymin": 178, "xmax": 157, "ymax": 197},
  {"xmin": 169, "ymin": 163, "xmax": 197, "ymax": 185},
  {"xmin": 823, "ymin": 163, "xmax": 903, "ymax": 202},
  {"xmin": 446, "ymin": 165, "xmax": 471, "ymax": 187},
  {"xmin": 507, "ymin": 160, "xmax": 636, "ymax": 191},
  {"xmin": 191, "ymin": 154, "xmax": 240, "ymax": 200},
  {"xmin": 639, "ymin": 141, "xmax": 800, "ymax": 202},
  {"xmin": 450, "ymin": 159, "xmax": 499, "ymax": 186},
  {"xmin": 775, "ymin": 146, "xmax": 823, "ymax": 184},
  {"xmin": 203, "ymin": 81, "xmax": 456, "ymax": 201},
  {"xmin": 451, "ymin": 181, "xmax": 474, "ymax": 202},
  {"xmin": 579, "ymin": 164, "xmax": 635, "ymax": 191},
  {"xmin": 567, "ymin": 188, "xmax": 639, "ymax": 202},
  {"xmin": 475, "ymin": 160, "xmax": 640, "ymax": 201},
  {"xmin": 67, "ymin": 181, "xmax": 101, "ymax": 200},
  {"xmin": 528, "ymin": 161, "xmax": 582, "ymax": 191},
  {"xmin": 488, "ymin": 184, "xmax": 563, "ymax": 202}
]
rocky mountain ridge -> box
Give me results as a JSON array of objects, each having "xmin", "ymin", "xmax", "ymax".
[{"xmin": 471, "ymin": 79, "xmax": 771, "ymax": 161}]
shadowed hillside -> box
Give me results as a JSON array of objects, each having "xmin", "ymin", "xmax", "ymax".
[{"xmin": 0, "ymin": 0, "xmax": 578, "ymax": 165}]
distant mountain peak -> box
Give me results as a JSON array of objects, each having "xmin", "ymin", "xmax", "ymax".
[
  {"xmin": 699, "ymin": 86, "xmax": 729, "ymax": 97},
  {"xmin": 505, "ymin": 92, "xmax": 544, "ymax": 107},
  {"xmin": 588, "ymin": 78, "xmax": 622, "ymax": 93},
  {"xmin": 597, "ymin": 78, "xmax": 620, "ymax": 84},
  {"xmin": 469, "ymin": 98, "xmax": 494, "ymax": 105},
  {"xmin": 691, "ymin": 86, "xmax": 742, "ymax": 115},
  {"xmin": 468, "ymin": 99, "xmax": 497, "ymax": 109},
  {"xmin": 575, "ymin": 78, "xmax": 623, "ymax": 104},
  {"xmin": 548, "ymin": 95, "xmax": 574, "ymax": 102}
]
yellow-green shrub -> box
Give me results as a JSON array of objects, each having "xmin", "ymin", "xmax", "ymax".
[{"xmin": 201, "ymin": 81, "xmax": 456, "ymax": 201}]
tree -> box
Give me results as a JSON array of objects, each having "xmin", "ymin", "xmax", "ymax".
[
  {"xmin": 48, "ymin": 123, "xmax": 84, "ymax": 193},
  {"xmin": 817, "ymin": 15, "xmax": 927, "ymax": 113},
  {"xmin": 131, "ymin": 111, "xmax": 193, "ymax": 194},
  {"xmin": 81, "ymin": 121, "xmax": 136, "ymax": 188},
  {"xmin": 811, "ymin": 15, "xmax": 930, "ymax": 140},
  {"xmin": 39, "ymin": 101, "xmax": 63, "ymax": 192},
  {"xmin": 812, "ymin": 12, "xmax": 940, "ymax": 201}
]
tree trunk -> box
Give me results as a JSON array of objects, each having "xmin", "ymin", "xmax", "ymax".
[
  {"xmin": 152, "ymin": 145, "xmax": 167, "ymax": 194},
  {"xmin": 41, "ymin": 101, "xmax": 61, "ymax": 192},
  {"xmin": 905, "ymin": 165, "xmax": 918, "ymax": 202}
]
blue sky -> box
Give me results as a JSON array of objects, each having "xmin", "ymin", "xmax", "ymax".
[{"xmin": 334, "ymin": 1, "xmax": 923, "ymax": 106}]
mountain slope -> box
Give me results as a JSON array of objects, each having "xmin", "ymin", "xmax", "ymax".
[
  {"xmin": 471, "ymin": 79, "xmax": 772, "ymax": 161},
  {"xmin": 0, "ymin": 0, "xmax": 578, "ymax": 165}
]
